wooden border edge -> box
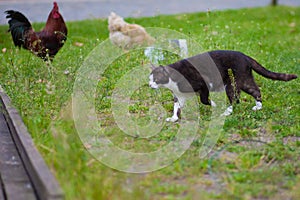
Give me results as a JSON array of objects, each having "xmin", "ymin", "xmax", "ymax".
[{"xmin": 0, "ymin": 89, "xmax": 64, "ymax": 200}]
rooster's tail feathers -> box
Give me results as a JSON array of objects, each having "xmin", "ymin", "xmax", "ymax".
[{"xmin": 5, "ymin": 10, "xmax": 32, "ymax": 47}]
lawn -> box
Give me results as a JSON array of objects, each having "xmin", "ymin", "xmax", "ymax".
[{"xmin": 0, "ymin": 5, "xmax": 299, "ymax": 200}]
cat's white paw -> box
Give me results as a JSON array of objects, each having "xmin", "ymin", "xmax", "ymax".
[
  {"xmin": 252, "ymin": 101, "xmax": 262, "ymax": 111},
  {"xmin": 166, "ymin": 116, "xmax": 178, "ymax": 122},
  {"xmin": 221, "ymin": 106, "xmax": 233, "ymax": 116}
]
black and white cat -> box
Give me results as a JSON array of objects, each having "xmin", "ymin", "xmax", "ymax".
[{"xmin": 149, "ymin": 50, "xmax": 297, "ymax": 122}]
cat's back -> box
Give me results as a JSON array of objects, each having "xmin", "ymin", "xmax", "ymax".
[
  {"xmin": 207, "ymin": 50, "xmax": 251, "ymax": 70},
  {"xmin": 178, "ymin": 50, "xmax": 248, "ymax": 67},
  {"xmin": 208, "ymin": 50, "xmax": 248, "ymax": 61},
  {"xmin": 168, "ymin": 50, "xmax": 250, "ymax": 74}
]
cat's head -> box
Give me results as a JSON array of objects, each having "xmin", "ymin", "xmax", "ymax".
[{"xmin": 149, "ymin": 65, "xmax": 170, "ymax": 89}]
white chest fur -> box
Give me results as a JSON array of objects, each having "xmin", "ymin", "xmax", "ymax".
[{"xmin": 164, "ymin": 78, "xmax": 194, "ymax": 106}]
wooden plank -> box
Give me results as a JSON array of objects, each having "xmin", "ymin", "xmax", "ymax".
[
  {"xmin": 0, "ymin": 186, "xmax": 4, "ymax": 200},
  {"xmin": 3, "ymin": 181, "xmax": 36, "ymax": 200},
  {"xmin": 0, "ymin": 175, "xmax": 5, "ymax": 200},
  {"xmin": 0, "ymin": 112, "xmax": 36, "ymax": 200},
  {"xmin": 0, "ymin": 88, "xmax": 64, "ymax": 200},
  {"xmin": 0, "ymin": 108, "xmax": 8, "ymax": 200}
]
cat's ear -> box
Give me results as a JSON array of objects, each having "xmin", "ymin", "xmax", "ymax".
[
  {"xmin": 150, "ymin": 62, "xmax": 156, "ymax": 70},
  {"xmin": 162, "ymin": 65, "xmax": 169, "ymax": 75}
]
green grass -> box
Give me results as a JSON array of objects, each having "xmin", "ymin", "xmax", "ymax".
[{"xmin": 0, "ymin": 6, "xmax": 300, "ymax": 200}]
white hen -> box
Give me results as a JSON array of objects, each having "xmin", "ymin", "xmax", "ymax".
[{"xmin": 108, "ymin": 12, "xmax": 155, "ymax": 49}]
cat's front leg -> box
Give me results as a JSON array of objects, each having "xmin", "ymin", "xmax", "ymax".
[
  {"xmin": 166, "ymin": 96, "xmax": 185, "ymax": 122},
  {"xmin": 166, "ymin": 101, "xmax": 180, "ymax": 122}
]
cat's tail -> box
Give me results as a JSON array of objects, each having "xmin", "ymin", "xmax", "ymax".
[{"xmin": 249, "ymin": 57, "xmax": 297, "ymax": 81}]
